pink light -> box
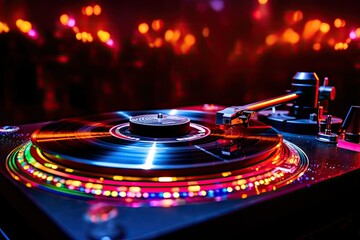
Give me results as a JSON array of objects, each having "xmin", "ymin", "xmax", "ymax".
[
  {"xmin": 106, "ymin": 39, "xmax": 114, "ymax": 46},
  {"xmin": 338, "ymin": 139, "xmax": 360, "ymax": 152},
  {"xmin": 209, "ymin": 0, "xmax": 225, "ymax": 12},
  {"xmin": 28, "ymin": 29, "xmax": 37, "ymax": 38},
  {"xmin": 252, "ymin": 10, "xmax": 262, "ymax": 20},
  {"xmin": 67, "ymin": 18, "xmax": 76, "ymax": 27},
  {"xmin": 349, "ymin": 30, "xmax": 357, "ymax": 39}
]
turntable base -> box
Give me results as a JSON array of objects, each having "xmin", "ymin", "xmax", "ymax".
[{"xmin": 0, "ymin": 107, "xmax": 359, "ymax": 239}]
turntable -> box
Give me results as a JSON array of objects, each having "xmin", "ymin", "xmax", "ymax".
[{"xmin": 0, "ymin": 72, "xmax": 359, "ymax": 239}]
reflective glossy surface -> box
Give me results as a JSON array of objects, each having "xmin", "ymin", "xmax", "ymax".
[{"xmin": 5, "ymin": 110, "xmax": 308, "ymax": 206}]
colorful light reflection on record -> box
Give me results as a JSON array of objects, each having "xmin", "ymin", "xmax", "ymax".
[{"xmin": 6, "ymin": 110, "xmax": 308, "ymax": 207}]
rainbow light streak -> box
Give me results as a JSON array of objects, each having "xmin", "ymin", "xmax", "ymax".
[{"xmin": 5, "ymin": 140, "xmax": 308, "ymax": 206}]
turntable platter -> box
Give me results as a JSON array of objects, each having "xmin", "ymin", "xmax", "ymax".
[{"xmin": 5, "ymin": 109, "xmax": 308, "ymax": 206}]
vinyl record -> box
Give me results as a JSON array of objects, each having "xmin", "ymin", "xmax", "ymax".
[
  {"xmin": 30, "ymin": 109, "xmax": 282, "ymax": 176},
  {"xmin": 6, "ymin": 109, "xmax": 308, "ymax": 206}
]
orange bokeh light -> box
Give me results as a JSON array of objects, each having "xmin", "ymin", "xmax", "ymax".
[
  {"xmin": 302, "ymin": 19, "xmax": 321, "ymax": 40},
  {"xmin": 258, "ymin": 0, "xmax": 268, "ymax": 5},
  {"xmin": 202, "ymin": 27, "xmax": 210, "ymax": 38},
  {"xmin": 93, "ymin": 5, "xmax": 102, "ymax": 16},
  {"xmin": 97, "ymin": 30, "xmax": 111, "ymax": 42},
  {"xmin": 138, "ymin": 23, "xmax": 149, "ymax": 34},
  {"xmin": 334, "ymin": 18, "xmax": 346, "ymax": 28},
  {"xmin": 85, "ymin": 6, "xmax": 93, "ymax": 16},
  {"xmin": 16, "ymin": 19, "xmax": 32, "ymax": 33},
  {"xmin": 283, "ymin": 28, "xmax": 299, "ymax": 44},
  {"xmin": 319, "ymin": 22, "xmax": 330, "ymax": 33},
  {"xmin": 312, "ymin": 43, "xmax": 321, "ymax": 51},
  {"xmin": 265, "ymin": 34, "xmax": 278, "ymax": 46},
  {"xmin": 184, "ymin": 34, "xmax": 196, "ymax": 46},
  {"xmin": 151, "ymin": 19, "xmax": 164, "ymax": 31},
  {"xmin": 0, "ymin": 21, "xmax": 10, "ymax": 33},
  {"xmin": 60, "ymin": 14, "xmax": 69, "ymax": 26}
]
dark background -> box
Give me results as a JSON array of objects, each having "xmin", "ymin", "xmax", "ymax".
[{"xmin": 0, "ymin": 0, "xmax": 359, "ymax": 125}]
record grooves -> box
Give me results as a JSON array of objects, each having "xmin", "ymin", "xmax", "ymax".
[{"xmin": 5, "ymin": 109, "xmax": 308, "ymax": 207}]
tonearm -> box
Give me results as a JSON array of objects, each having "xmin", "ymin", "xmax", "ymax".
[{"xmin": 216, "ymin": 72, "xmax": 336, "ymax": 129}]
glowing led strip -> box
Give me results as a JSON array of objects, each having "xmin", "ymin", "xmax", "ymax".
[{"xmin": 6, "ymin": 141, "xmax": 308, "ymax": 205}]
